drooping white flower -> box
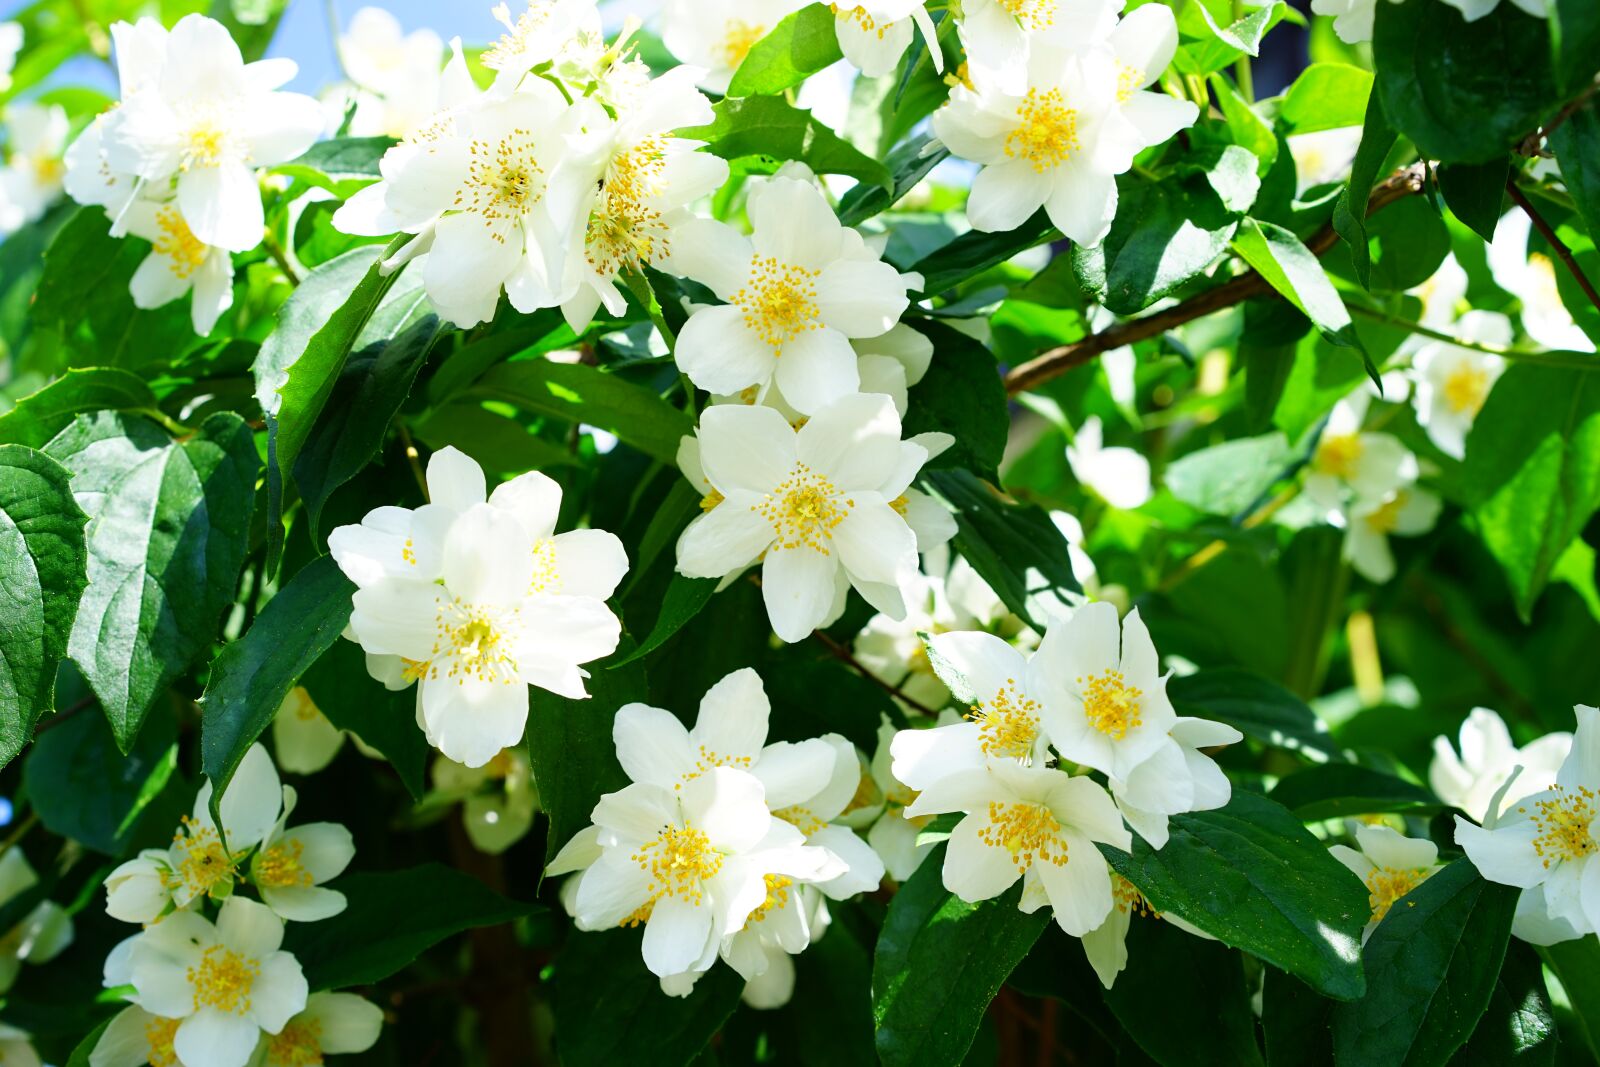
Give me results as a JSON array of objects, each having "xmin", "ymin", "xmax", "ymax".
[
  {"xmin": 105, "ymin": 744, "xmax": 285, "ymax": 924},
  {"xmin": 1431, "ymin": 708, "xmax": 1572, "ymax": 823},
  {"xmin": 102, "ymin": 14, "xmax": 323, "ymax": 252},
  {"xmin": 674, "ymin": 395, "xmax": 933, "ymax": 642},
  {"xmin": 337, "ymin": 7, "xmax": 446, "ymax": 139},
  {"xmin": 432, "ymin": 747, "xmax": 541, "ymax": 854},
  {"xmin": 90, "ymin": 1006, "xmax": 180, "ymax": 1067},
  {"xmin": 123, "ymin": 898, "xmax": 308, "ymax": 1067},
  {"xmin": 660, "ymin": 0, "xmax": 809, "ymax": 94},
  {"xmin": 62, "ymin": 19, "xmax": 168, "ymax": 225},
  {"xmin": 246, "ymin": 992, "xmax": 384, "ymax": 1067},
  {"xmin": 0, "ymin": 849, "xmax": 73, "ymax": 995},
  {"xmin": 1066, "ymin": 416, "xmax": 1151, "ymax": 510},
  {"xmin": 666, "ymin": 177, "xmax": 921, "ymax": 414},
  {"xmin": 1488, "ymin": 210, "xmax": 1595, "ymax": 353},
  {"xmin": 1107, "ymin": 716, "xmax": 1240, "ymax": 848},
  {"xmin": 907, "ymin": 761, "xmax": 1132, "ymax": 935},
  {"xmin": 1301, "ymin": 390, "xmax": 1417, "ymax": 516},
  {"xmin": 1438, "ymin": 0, "xmax": 1546, "ymax": 22},
  {"xmin": 272, "ymin": 687, "xmax": 345, "ymax": 775},
  {"xmin": 1411, "ymin": 253, "xmax": 1469, "ymax": 333},
  {"xmin": 1079, "ymin": 873, "xmax": 1218, "ymax": 988},
  {"xmin": 830, "ymin": 1, "xmax": 942, "ymax": 77},
  {"xmin": 1329, "ymin": 824, "xmax": 1443, "ymax": 943},
  {"xmin": 0, "ymin": 104, "xmax": 69, "ymax": 234},
  {"xmin": 1457, "ymin": 705, "xmax": 1600, "ymax": 942},
  {"xmin": 248, "ymin": 788, "xmax": 355, "ymax": 922},
  {"xmin": 1342, "ymin": 484, "xmax": 1441, "ymax": 583},
  {"xmin": 1409, "ymin": 311, "xmax": 1509, "ymax": 460},
  {"xmin": 119, "ymin": 200, "xmax": 234, "ymax": 335},
  {"xmin": 958, "ymin": 0, "xmax": 1123, "ymax": 77}
]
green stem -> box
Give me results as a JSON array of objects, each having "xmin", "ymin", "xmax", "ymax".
[
  {"xmin": 1346, "ymin": 304, "xmax": 1600, "ymax": 370},
  {"xmin": 1231, "ymin": 0, "xmax": 1254, "ymax": 102}
]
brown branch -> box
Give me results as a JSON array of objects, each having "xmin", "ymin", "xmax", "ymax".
[
  {"xmin": 1520, "ymin": 82, "xmax": 1600, "ymax": 157},
  {"xmin": 33, "ymin": 694, "xmax": 97, "ymax": 737},
  {"xmin": 1002, "ymin": 164, "xmax": 1429, "ymax": 396},
  {"xmin": 1506, "ymin": 178, "xmax": 1600, "ymax": 315},
  {"xmin": 811, "ymin": 630, "xmax": 941, "ymax": 718}
]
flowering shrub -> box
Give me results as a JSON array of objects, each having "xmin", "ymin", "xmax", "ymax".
[{"xmin": 0, "ymin": 0, "xmax": 1597, "ymax": 1064}]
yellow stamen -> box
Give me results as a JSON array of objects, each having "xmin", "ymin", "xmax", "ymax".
[
  {"xmin": 1314, "ymin": 433, "xmax": 1364, "ymax": 479},
  {"xmin": 1079, "ymin": 669, "xmax": 1143, "ymax": 740},
  {"xmin": 753, "ymin": 464, "xmax": 851, "ymax": 554},
  {"xmin": 153, "ymin": 206, "xmax": 208, "ymax": 281},
  {"xmin": 633, "ymin": 824, "xmax": 723, "ymax": 905},
  {"xmin": 1443, "ymin": 364, "xmax": 1491, "ymax": 415},
  {"xmin": 145, "ymin": 1016, "xmax": 181, "ymax": 1067},
  {"xmin": 189, "ymin": 944, "xmax": 259, "ymax": 1014},
  {"xmin": 978, "ymin": 801, "xmax": 1068, "ymax": 871},
  {"xmin": 730, "ymin": 256, "xmax": 822, "ymax": 352},
  {"xmin": 255, "ymin": 838, "xmax": 314, "ymax": 889},
  {"xmin": 1526, "ymin": 785, "xmax": 1599, "ymax": 869},
  {"xmin": 168, "ymin": 816, "xmax": 238, "ymax": 897},
  {"xmin": 717, "ymin": 19, "xmax": 768, "ymax": 70},
  {"xmin": 1005, "ymin": 88, "xmax": 1080, "ymax": 172},
  {"xmin": 748, "ymin": 874, "xmax": 794, "ymax": 923},
  {"xmin": 1365, "ymin": 866, "xmax": 1429, "ymax": 923},
  {"xmin": 966, "ymin": 679, "xmax": 1041, "ymax": 761},
  {"xmin": 266, "ymin": 1020, "xmax": 324, "ymax": 1067}
]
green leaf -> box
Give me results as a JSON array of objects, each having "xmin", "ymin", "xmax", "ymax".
[
  {"xmin": 612, "ymin": 574, "xmax": 717, "ymax": 667},
  {"xmin": 277, "ymin": 135, "xmax": 395, "ymax": 182},
  {"xmin": 410, "ymin": 402, "xmax": 580, "ymax": 478},
  {"xmin": 1450, "ymin": 941, "xmax": 1557, "ymax": 1066},
  {"xmin": 1101, "ymin": 791, "xmax": 1368, "ymax": 1001},
  {"xmin": 1332, "ymin": 89, "xmax": 1398, "ymax": 290},
  {"xmin": 1211, "ymin": 75, "xmax": 1280, "ymax": 174},
  {"xmin": 911, "ymin": 210, "xmax": 1057, "ymax": 296},
  {"xmin": 282, "ymin": 863, "xmax": 537, "ymax": 989},
  {"xmin": 298, "ymin": 638, "xmax": 429, "ymax": 801},
  {"xmin": 902, "ymin": 322, "xmax": 1008, "ymax": 483},
  {"xmin": 527, "ymin": 652, "xmax": 643, "ymax": 864},
  {"xmin": 1168, "ymin": 668, "xmax": 1343, "ymax": 763},
  {"xmin": 1262, "ymin": 968, "xmax": 1334, "ymax": 1066},
  {"xmin": 873, "ymin": 844, "xmax": 1049, "ymax": 1067},
  {"xmin": 1177, "ymin": 0, "xmax": 1284, "ymax": 75},
  {"xmin": 1360, "ymin": 197, "xmax": 1452, "ymax": 294},
  {"xmin": 64, "ymin": 1019, "xmax": 112, "ymax": 1067},
  {"xmin": 1232, "ymin": 218, "xmax": 1362, "ymax": 352},
  {"xmin": 1438, "ymin": 158, "xmax": 1512, "ymax": 244},
  {"xmin": 1372, "ymin": 0, "xmax": 1556, "ymax": 164},
  {"xmin": 1555, "ymin": 106, "xmax": 1600, "ymax": 248},
  {"xmin": 726, "ymin": 3, "xmax": 842, "ymax": 97},
  {"xmin": 1330, "ymin": 859, "xmax": 1518, "ymax": 1066},
  {"xmin": 44, "ymin": 412, "xmax": 256, "ymax": 750},
  {"xmin": 470, "ymin": 360, "xmax": 692, "ymax": 465},
  {"xmin": 1165, "ymin": 432, "xmax": 1291, "ymax": 516},
  {"xmin": 551, "ymin": 927, "xmax": 745, "ymax": 1065},
  {"xmin": 1268, "ymin": 763, "xmax": 1437, "ymax": 821},
  {"xmin": 765, "ymin": 648, "xmax": 903, "ymax": 751},
  {"xmin": 920, "ymin": 469, "xmax": 1080, "ymax": 633},
  {"xmin": 838, "ymin": 136, "xmax": 949, "ymax": 228},
  {"xmin": 1539, "ymin": 937, "xmax": 1600, "ymax": 1061},
  {"xmin": 1279, "ymin": 63, "xmax": 1374, "ymax": 136},
  {"xmin": 681, "ymin": 96, "xmax": 891, "ymax": 190},
  {"xmin": 1463, "ymin": 365, "xmax": 1600, "ymax": 618},
  {"xmin": 1103, "ymin": 917, "xmax": 1266, "ymax": 1067},
  {"xmin": 0, "ymin": 369, "xmax": 157, "ymax": 449},
  {"xmin": 22, "ymin": 695, "xmax": 178, "ymax": 854},
  {"xmin": 1551, "ymin": 0, "xmax": 1600, "ymax": 95},
  {"xmin": 199, "ymin": 556, "xmax": 356, "ymax": 808},
  {"xmin": 0, "ymin": 445, "xmax": 87, "ymax": 767}
]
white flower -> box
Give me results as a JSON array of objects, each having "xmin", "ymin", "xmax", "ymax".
[
  {"xmin": 0, "ymin": 22, "xmax": 20, "ymax": 92},
  {"xmin": 332, "ymin": 449, "xmax": 626, "ymax": 768},
  {"xmin": 0, "ymin": 849, "xmax": 73, "ymax": 994},
  {"xmin": 1438, "ymin": 0, "xmax": 1546, "ymax": 21},
  {"xmin": 831, "ymin": 1, "xmax": 942, "ymax": 77},
  {"xmin": 0, "ymin": 104, "xmax": 69, "ymax": 234},
  {"xmin": 907, "ymin": 761, "xmax": 1132, "ymax": 935},
  {"xmin": 1330, "ymin": 824, "xmax": 1443, "ymax": 942},
  {"xmin": 272, "ymin": 687, "xmax": 345, "ymax": 775},
  {"xmin": 864, "ymin": 719, "xmax": 938, "ymax": 881},
  {"xmin": 122, "ymin": 898, "xmax": 308, "ymax": 1067},
  {"xmin": 102, "ymin": 14, "xmax": 323, "ymax": 252},
  {"xmin": 1342, "ymin": 485, "xmax": 1441, "ymax": 583},
  {"xmin": 1410, "ymin": 310, "xmax": 1509, "ymax": 460},
  {"xmin": 1431, "ymin": 708, "xmax": 1572, "ymax": 823},
  {"xmin": 246, "ymin": 992, "xmax": 383, "ymax": 1067},
  {"xmin": 478, "ymin": 0, "xmax": 604, "ymax": 87},
  {"xmin": 675, "ymin": 395, "xmax": 933, "ymax": 642},
  {"xmin": 667, "ymin": 177, "xmax": 921, "ymax": 414},
  {"xmin": 1066, "ymin": 416, "xmax": 1151, "ymax": 510},
  {"xmin": 1457, "ymin": 705, "xmax": 1600, "ymax": 941},
  {"xmin": 1301, "ymin": 390, "xmax": 1416, "ymax": 515},
  {"xmin": 933, "ymin": 31, "xmax": 1194, "ymax": 246},
  {"xmin": 336, "ymin": 7, "xmax": 446, "ymax": 139},
  {"xmin": 119, "ymin": 200, "xmax": 234, "ymax": 335},
  {"xmin": 854, "ymin": 323, "xmax": 935, "ymax": 416},
  {"xmin": 1487, "ymin": 211, "xmax": 1594, "ymax": 353},
  {"xmin": 105, "ymin": 744, "xmax": 285, "ymax": 924},
  {"xmin": 1081, "ymin": 874, "xmax": 1219, "ymax": 988},
  {"xmin": 1032, "ymin": 602, "xmax": 1177, "ymax": 781},
  {"xmin": 958, "ymin": 0, "xmax": 1122, "ymax": 77},
  {"xmin": 660, "ymin": 0, "xmax": 809, "ymax": 94},
  {"xmin": 62, "ymin": 19, "xmax": 168, "ymax": 226},
  {"xmin": 1289, "ymin": 127, "xmax": 1363, "ymax": 190},
  {"xmin": 1309, "ymin": 0, "xmax": 1384, "ymax": 43},
  {"xmin": 91, "ymin": 1006, "xmax": 180, "ymax": 1067},
  {"xmin": 248, "ymin": 788, "xmax": 355, "ymax": 922},
  {"xmin": 0, "ymin": 1024, "xmax": 39, "ymax": 1067},
  {"xmin": 432, "ymin": 748, "xmax": 541, "ymax": 854},
  {"xmin": 1108, "ymin": 716, "xmax": 1239, "ymax": 848},
  {"xmin": 1411, "ymin": 253, "xmax": 1468, "ymax": 333}
]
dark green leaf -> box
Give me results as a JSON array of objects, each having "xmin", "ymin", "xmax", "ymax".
[
  {"xmin": 298, "ymin": 638, "xmax": 429, "ymax": 801},
  {"xmin": 1330, "ymin": 859, "xmax": 1518, "ymax": 1066},
  {"xmin": 1438, "ymin": 158, "xmax": 1512, "ymax": 244},
  {"xmin": 911, "ymin": 210, "xmax": 1057, "ymax": 296},
  {"xmin": 1165, "ymin": 432, "xmax": 1291, "ymax": 516},
  {"xmin": 1280, "ymin": 64, "xmax": 1374, "ymax": 136},
  {"xmin": 280, "ymin": 136, "xmax": 396, "ymax": 180},
  {"xmin": 0, "ymin": 445, "xmax": 87, "ymax": 766},
  {"xmin": 1555, "ymin": 106, "xmax": 1600, "ymax": 248},
  {"xmin": 612, "ymin": 574, "xmax": 717, "ymax": 667},
  {"xmin": 873, "ymin": 844, "xmax": 1049, "ymax": 1067},
  {"xmin": 1551, "ymin": 0, "xmax": 1600, "ymax": 95},
  {"xmin": 1450, "ymin": 941, "xmax": 1557, "ymax": 1066},
  {"xmin": 1233, "ymin": 219, "xmax": 1361, "ymax": 351},
  {"xmin": 1362, "ymin": 197, "xmax": 1453, "ymax": 293},
  {"xmin": 1263, "ymin": 968, "xmax": 1334, "ymax": 1067},
  {"xmin": 1538, "ymin": 937, "xmax": 1600, "ymax": 1061},
  {"xmin": 765, "ymin": 648, "xmax": 903, "ymax": 751},
  {"xmin": 1100, "ymin": 791, "xmax": 1368, "ymax": 1001},
  {"xmin": 902, "ymin": 322, "xmax": 1008, "ymax": 482},
  {"xmin": 838, "ymin": 137, "xmax": 949, "ymax": 228},
  {"xmin": 410, "ymin": 402, "xmax": 580, "ymax": 478},
  {"xmin": 45, "ymin": 412, "xmax": 256, "ymax": 750},
  {"xmin": 1333, "ymin": 89, "xmax": 1398, "ymax": 289},
  {"xmin": 470, "ymin": 359, "xmax": 692, "ymax": 465},
  {"xmin": 282, "ymin": 863, "xmax": 537, "ymax": 989},
  {"xmin": 200, "ymin": 556, "xmax": 356, "ymax": 807},
  {"xmin": 1268, "ymin": 763, "xmax": 1437, "ymax": 821},
  {"xmin": 0, "ymin": 369, "xmax": 157, "ymax": 449},
  {"xmin": 681, "ymin": 96, "xmax": 891, "ymax": 190},
  {"xmin": 726, "ymin": 4, "xmax": 842, "ymax": 97},
  {"xmin": 63, "ymin": 1019, "xmax": 112, "ymax": 1067},
  {"xmin": 1168, "ymin": 668, "xmax": 1343, "ymax": 763}
]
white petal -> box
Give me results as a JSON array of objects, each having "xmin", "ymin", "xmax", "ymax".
[
  {"xmin": 613, "ymin": 703, "xmax": 696, "ymax": 789},
  {"xmin": 762, "ymin": 546, "xmax": 839, "ymax": 643},
  {"xmin": 943, "ymin": 812, "xmax": 1024, "ymax": 902},
  {"xmin": 174, "ymin": 1010, "xmax": 260, "ymax": 1067},
  {"xmin": 676, "ymin": 303, "xmax": 778, "ymax": 396},
  {"xmin": 178, "ymin": 163, "xmax": 263, "ymax": 253},
  {"xmin": 426, "ymin": 446, "xmax": 488, "ymax": 513}
]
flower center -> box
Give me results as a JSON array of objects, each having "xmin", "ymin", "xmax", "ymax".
[
  {"xmin": 699, "ymin": 488, "xmax": 725, "ymax": 512},
  {"xmin": 1365, "ymin": 866, "xmax": 1428, "ymax": 924},
  {"xmin": 998, "ymin": 0, "xmax": 1054, "ymax": 30},
  {"xmin": 154, "ymin": 206, "xmax": 209, "ymax": 281},
  {"xmin": 1079, "ymin": 669, "xmax": 1143, "ymax": 740},
  {"xmin": 431, "ymin": 600, "xmax": 520, "ymax": 685},
  {"xmin": 967, "ymin": 679, "xmax": 1041, "ymax": 761},
  {"xmin": 255, "ymin": 839, "xmax": 314, "ymax": 888},
  {"xmin": 482, "ymin": 3, "xmax": 554, "ymax": 70},
  {"xmin": 144, "ymin": 1016, "xmax": 181, "ymax": 1067},
  {"xmin": 456, "ymin": 132, "xmax": 546, "ymax": 237},
  {"xmin": 634, "ymin": 823, "xmax": 723, "ymax": 904},
  {"xmin": 773, "ymin": 805, "xmax": 824, "ymax": 836},
  {"xmin": 1363, "ymin": 492, "xmax": 1409, "ymax": 534},
  {"xmin": 748, "ymin": 874, "xmax": 794, "ymax": 923},
  {"xmin": 267, "ymin": 1021, "xmax": 324, "ymax": 1067},
  {"xmin": 1116, "ymin": 63, "xmax": 1144, "ymax": 103},
  {"xmin": 1005, "ymin": 88, "xmax": 1079, "ymax": 172},
  {"xmin": 1314, "ymin": 432, "xmax": 1364, "ymax": 479},
  {"xmin": 169, "ymin": 816, "xmax": 239, "ymax": 896},
  {"xmin": 189, "ymin": 944, "xmax": 259, "ymax": 1015},
  {"xmin": 718, "ymin": 19, "xmax": 768, "ymax": 70},
  {"xmin": 754, "ymin": 464, "xmax": 851, "ymax": 554},
  {"xmin": 731, "ymin": 256, "xmax": 822, "ymax": 352},
  {"xmin": 587, "ymin": 138, "xmax": 671, "ymax": 277},
  {"xmin": 183, "ymin": 121, "xmax": 229, "ymax": 170},
  {"xmin": 1527, "ymin": 785, "xmax": 1599, "ymax": 868},
  {"xmin": 978, "ymin": 801, "xmax": 1068, "ymax": 871},
  {"xmin": 1443, "ymin": 364, "xmax": 1491, "ymax": 415},
  {"xmin": 528, "ymin": 537, "xmax": 560, "ymax": 595},
  {"xmin": 31, "ymin": 155, "xmax": 64, "ymax": 185}
]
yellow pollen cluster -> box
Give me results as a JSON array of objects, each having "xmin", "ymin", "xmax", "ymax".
[
  {"xmin": 32, "ymin": 155, "xmax": 64, "ymax": 185},
  {"xmin": 774, "ymin": 805, "xmax": 824, "ymax": 836},
  {"xmin": 486, "ymin": 750, "xmax": 516, "ymax": 779},
  {"xmin": 754, "ymin": 464, "xmax": 850, "ymax": 554},
  {"xmin": 587, "ymin": 138, "xmax": 671, "ymax": 277},
  {"xmin": 1116, "ymin": 63, "xmax": 1145, "ymax": 103},
  {"xmin": 154, "ymin": 207, "xmax": 208, "ymax": 281},
  {"xmin": 967, "ymin": 681, "xmax": 1041, "ymax": 761},
  {"xmin": 456, "ymin": 132, "xmax": 545, "ymax": 240},
  {"xmin": 1315, "ymin": 433, "xmax": 1364, "ymax": 479},
  {"xmin": 749, "ymin": 875, "xmax": 794, "ymax": 923},
  {"xmin": 979, "ymin": 801, "xmax": 1068, "ymax": 871},
  {"xmin": 1005, "ymin": 88, "xmax": 1080, "ymax": 172},
  {"xmin": 1112, "ymin": 874, "xmax": 1158, "ymax": 917},
  {"xmin": 429, "ymin": 600, "xmax": 519, "ymax": 686},
  {"xmin": 401, "ymin": 537, "xmax": 417, "ymax": 565},
  {"xmin": 1443, "ymin": 364, "xmax": 1492, "ymax": 415},
  {"xmin": 718, "ymin": 19, "xmax": 768, "ymax": 70},
  {"xmin": 731, "ymin": 256, "xmax": 822, "ymax": 351},
  {"xmin": 255, "ymin": 839, "xmax": 314, "ymax": 889},
  {"xmin": 888, "ymin": 495, "xmax": 910, "ymax": 516},
  {"xmin": 634, "ymin": 824, "xmax": 723, "ymax": 904},
  {"xmin": 1527, "ymin": 785, "xmax": 1599, "ymax": 869},
  {"xmin": 144, "ymin": 1016, "xmax": 181, "ymax": 1067},
  {"xmin": 528, "ymin": 537, "xmax": 561, "ymax": 595},
  {"xmin": 1364, "ymin": 866, "xmax": 1428, "ymax": 923},
  {"xmin": 267, "ymin": 1021, "xmax": 325, "ymax": 1067},
  {"xmin": 830, "ymin": 5, "xmax": 888, "ymax": 37},
  {"xmin": 169, "ymin": 816, "xmax": 238, "ymax": 896},
  {"xmin": 842, "ymin": 772, "xmax": 881, "ymax": 816},
  {"xmin": 1363, "ymin": 493, "xmax": 1409, "ymax": 534},
  {"xmin": 400, "ymin": 657, "xmax": 430, "ymax": 683},
  {"xmin": 700, "ymin": 488, "xmax": 725, "ymax": 512},
  {"xmin": 998, "ymin": 0, "xmax": 1055, "ymax": 30},
  {"xmin": 482, "ymin": 6, "xmax": 552, "ymax": 70},
  {"xmin": 183, "ymin": 122, "xmax": 226, "ymax": 170},
  {"xmin": 1079, "ymin": 669, "xmax": 1143, "ymax": 740},
  {"xmin": 189, "ymin": 944, "xmax": 259, "ymax": 1015},
  {"xmin": 620, "ymin": 900, "xmax": 655, "ymax": 928}
]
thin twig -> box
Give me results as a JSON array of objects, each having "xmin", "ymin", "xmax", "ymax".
[
  {"xmin": 262, "ymin": 228, "xmax": 300, "ymax": 286},
  {"xmin": 1520, "ymin": 82, "xmax": 1600, "ymax": 157},
  {"xmin": 812, "ymin": 630, "xmax": 941, "ymax": 718},
  {"xmin": 1506, "ymin": 179, "xmax": 1600, "ymax": 315},
  {"xmin": 397, "ymin": 423, "xmax": 431, "ymax": 503},
  {"xmin": 33, "ymin": 693, "xmax": 96, "ymax": 737},
  {"xmin": 1345, "ymin": 305, "xmax": 1600, "ymax": 368},
  {"xmin": 0, "ymin": 812, "xmax": 39, "ymax": 858}
]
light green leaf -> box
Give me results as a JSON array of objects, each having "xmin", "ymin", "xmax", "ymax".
[
  {"xmin": 726, "ymin": 3, "xmax": 842, "ymax": 97},
  {"xmin": 1233, "ymin": 218, "xmax": 1359, "ymax": 350},
  {"xmin": 0, "ymin": 369, "xmax": 157, "ymax": 449},
  {"xmin": 1165, "ymin": 432, "xmax": 1290, "ymax": 516},
  {"xmin": 470, "ymin": 359, "xmax": 692, "ymax": 464},
  {"xmin": 1279, "ymin": 63, "xmax": 1373, "ymax": 136},
  {"xmin": 1332, "ymin": 89, "xmax": 1397, "ymax": 290},
  {"xmin": 680, "ymin": 96, "xmax": 891, "ymax": 190}
]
